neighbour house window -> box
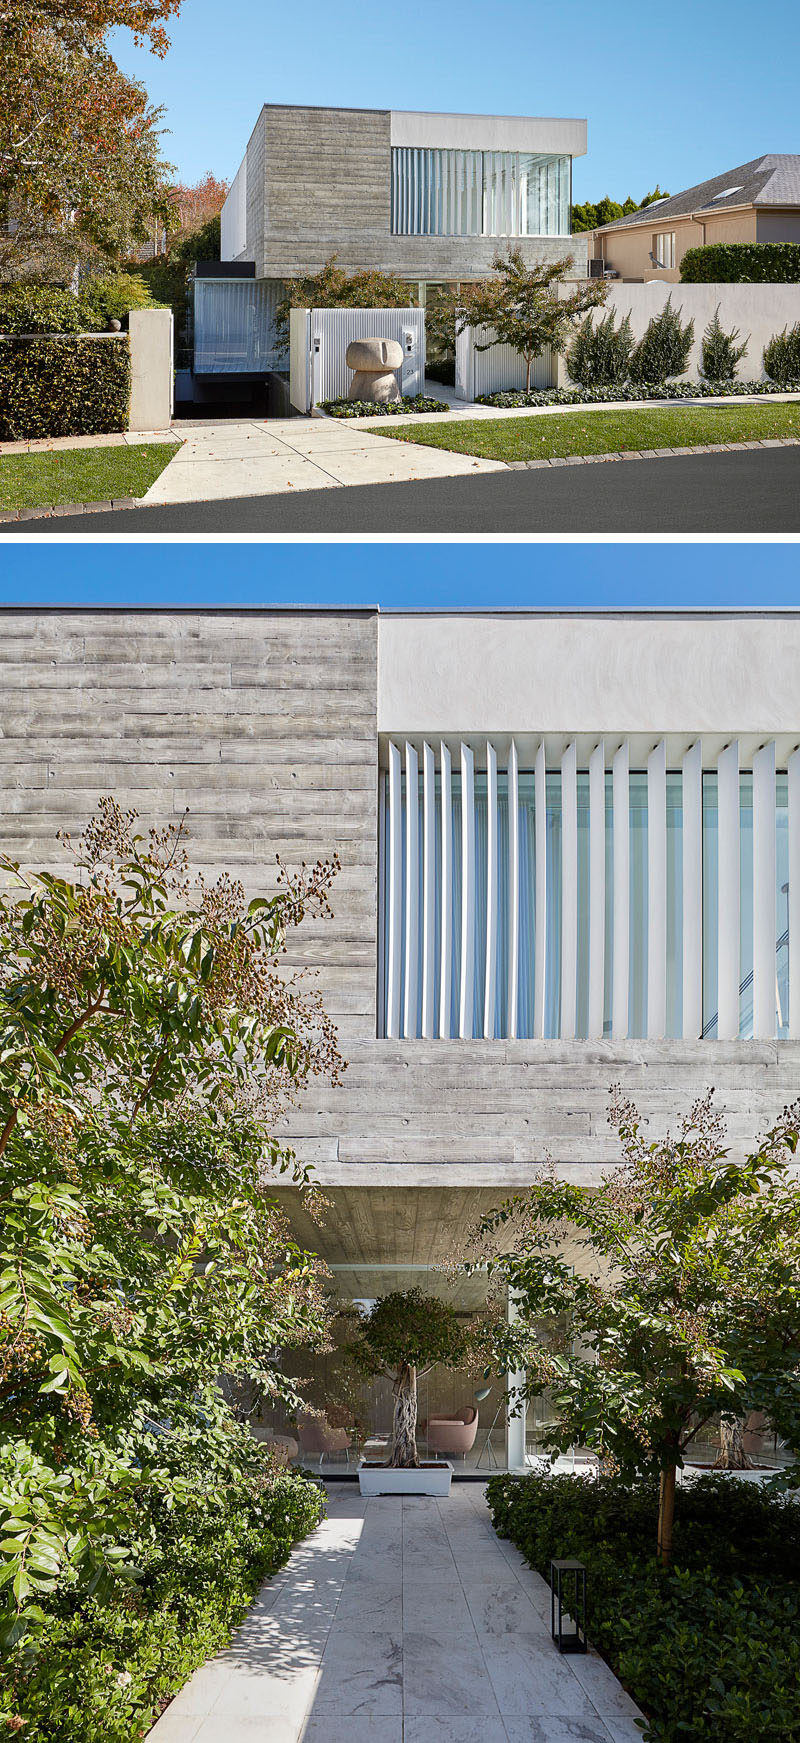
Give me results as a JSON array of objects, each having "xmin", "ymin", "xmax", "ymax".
[
  {"xmin": 391, "ymin": 148, "xmax": 570, "ymax": 237},
  {"xmin": 652, "ymin": 231, "xmax": 676, "ymax": 269},
  {"xmin": 379, "ymin": 742, "xmax": 792, "ymax": 1043}
]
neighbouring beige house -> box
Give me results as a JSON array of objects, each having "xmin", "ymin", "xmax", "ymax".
[{"xmin": 586, "ymin": 154, "xmax": 800, "ymax": 282}]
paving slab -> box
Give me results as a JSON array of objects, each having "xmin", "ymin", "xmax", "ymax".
[{"xmin": 149, "ymin": 1483, "xmax": 646, "ymax": 1742}]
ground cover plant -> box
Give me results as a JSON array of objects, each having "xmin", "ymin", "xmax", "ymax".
[
  {"xmin": 476, "ymin": 379, "xmax": 800, "ymax": 408},
  {"xmin": 486, "ymin": 1471, "xmax": 800, "ymax": 1742},
  {"xmin": 0, "ymin": 443, "xmax": 178, "ymax": 511},
  {"xmin": 375, "ymin": 401, "xmax": 800, "ymax": 463},
  {"xmin": 320, "ymin": 395, "xmax": 448, "ymax": 418},
  {"xmin": 0, "ymin": 801, "xmax": 343, "ymax": 1734}
]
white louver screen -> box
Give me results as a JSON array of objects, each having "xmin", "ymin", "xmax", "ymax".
[{"xmin": 379, "ymin": 739, "xmax": 798, "ymax": 1042}]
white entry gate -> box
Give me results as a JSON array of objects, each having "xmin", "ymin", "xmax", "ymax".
[
  {"xmin": 289, "ymin": 307, "xmax": 426, "ymax": 412},
  {"xmin": 455, "ymin": 323, "xmax": 555, "ymax": 399}
]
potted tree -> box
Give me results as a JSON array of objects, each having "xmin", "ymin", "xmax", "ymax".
[{"xmin": 348, "ymin": 1288, "xmax": 473, "ymax": 1495}]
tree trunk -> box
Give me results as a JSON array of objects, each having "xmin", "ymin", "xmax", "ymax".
[
  {"xmin": 657, "ymin": 1465, "xmax": 677, "ymax": 1568},
  {"xmin": 389, "ymin": 1363, "xmax": 419, "ymax": 1467},
  {"xmin": 525, "ymin": 354, "xmax": 533, "ymax": 392},
  {"xmin": 714, "ymin": 1416, "xmax": 753, "ymax": 1471}
]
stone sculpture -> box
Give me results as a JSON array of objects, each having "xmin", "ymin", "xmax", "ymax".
[{"xmin": 345, "ymin": 337, "xmax": 403, "ymax": 403}]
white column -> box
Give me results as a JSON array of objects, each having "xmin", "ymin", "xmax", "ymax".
[
  {"xmin": 647, "ymin": 740, "xmax": 667, "ymax": 1040},
  {"xmin": 717, "ymin": 740, "xmax": 741, "ymax": 1040},
  {"xmin": 507, "ymin": 739, "xmax": 520, "ymax": 1040},
  {"xmin": 403, "ymin": 742, "xmax": 419, "ymax": 1039},
  {"xmin": 439, "ymin": 741, "xmax": 453, "ymax": 1040},
  {"xmin": 459, "ymin": 742, "xmax": 475, "ymax": 1039},
  {"xmin": 484, "ymin": 741, "xmax": 498, "ymax": 1039},
  {"xmin": 560, "ymin": 741, "xmax": 577, "ymax": 1040},
  {"xmin": 534, "ymin": 741, "xmax": 547, "ymax": 1038},
  {"xmin": 682, "ymin": 740, "xmax": 703, "ymax": 1040},
  {"xmin": 386, "ymin": 741, "xmax": 403, "ymax": 1040},
  {"xmin": 612, "ymin": 741, "xmax": 630, "ymax": 1041},
  {"xmin": 752, "ymin": 740, "xmax": 776, "ymax": 1040},
  {"xmin": 588, "ymin": 741, "xmax": 606, "ymax": 1040},
  {"xmin": 421, "ymin": 741, "xmax": 436, "ymax": 1040},
  {"xmin": 789, "ymin": 748, "xmax": 800, "ymax": 1039}
]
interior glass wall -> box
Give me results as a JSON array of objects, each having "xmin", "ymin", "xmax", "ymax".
[{"xmin": 391, "ymin": 148, "xmax": 571, "ymax": 237}]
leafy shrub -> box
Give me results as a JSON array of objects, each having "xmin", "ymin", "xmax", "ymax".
[
  {"xmin": 681, "ymin": 242, "xmax": 800, "ymax": 283},
  {"xmin": 763, "ymin": 323, "xmax": 800, "ymax": 384},
  {"xmin": 486, "ymin": 1471, "xmax": 800, "ymax": 1743},
  {"xmin": 82, "ymin": 271, "xmax": 158, "ymax": 328},
  {"xmin": 630, "ymin": 296, "xmax": 694, "ymax": 381},
  {"xmin": 567, "ymin": 309, "xmax": 634, "ymax": 386},
  {"xmin": 701, "ymin": 307, "xmax": 749, "ymax": 380},
  {"xmin": 0, "ymin": 335, "xmax": 131, "ymax": 439},
  {"xmin": 0, "ymin": 285, "xmax": 101, "ymax": 335},
  {"xmin": 0, "ymin": 1460, "xmax": 325, "ymax": 1742},
  {"xmin": 320, "ymin": 394, "xmax": 449, "ymax": 417}
]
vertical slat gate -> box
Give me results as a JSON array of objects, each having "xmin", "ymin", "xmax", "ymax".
[
  {"xmin": 534, "ymin": 741, "xmax": 547, "ymax": 1038},
  {"xmin": 484, "ymin": 742, "xmax": 498, "ymax": 1038},
  {"xmin": 421, "ymin": 741, "xmax": 436, "ymax": 1040},
  {"xmin": 789, "ymin": 747, "xmax": 800, "ymax": 1040},
  {"xmin": 439, "ymin": 741, "xmax": 453, "ymax": 1040},
  {"xmin": 403, "ymin": 742, "xmax": 419, "ymax": 1039},
  {"xmin": 507, "ymin": 739, "xmax": 520, "ymax": 1039},
  {"xmin": 560, "ymin": 741, "xmax": 578, "ymax": 1039},
  {"xmin": 682, "ymin": 740, "xmax": 703, "ymax": 1039}
]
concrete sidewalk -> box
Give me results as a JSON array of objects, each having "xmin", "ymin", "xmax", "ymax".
[
  {"xmin": 140, "ymin": 418, "xmax": 505, "ymax": 505},
  {"xmin": 148, "ymin": 1482, "xmax": 645, "ymax": 1743}
]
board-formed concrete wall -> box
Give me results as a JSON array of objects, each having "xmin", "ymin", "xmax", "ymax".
[{"xmin": 2, "ymin": 609, "xmax": 800, "ymax": 1188}]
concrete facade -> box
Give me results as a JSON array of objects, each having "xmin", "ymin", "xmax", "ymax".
[
  {"xmin": 221, "ymin": 104, "xmax": 586, "ymax": 283},
  {"xmin": 2, "ymin": 608, "xmax": 800, "ymax": 1204}
]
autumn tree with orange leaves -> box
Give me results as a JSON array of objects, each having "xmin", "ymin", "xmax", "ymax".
[{"xmin": 0, "ymin": 0, "xmax": 184, "ymax": 279}]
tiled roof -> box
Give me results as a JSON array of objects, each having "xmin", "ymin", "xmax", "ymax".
[{"xmin": 594, "ymin": 156, "xmax": 800, "ymax": 232}]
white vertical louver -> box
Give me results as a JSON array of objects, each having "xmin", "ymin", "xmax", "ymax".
[
  {"xmin": 588, "ymin": 741, "xmax": 605, "ymax": 1040},
  {"xmin": 682, "ymin": 741, "xmax": 703, "ymax": 1040},
  {"xmin": 717, "ymin": 741, "xmax": 741, "ymax": 1040},
  {"xmin": 647, "ymin": 740, "xmax": 667, "ymax": 1040},
  {"xmin": 382, "ymin": 736, "xmax": 789, "ymax": 1044},
  {"xmin": 611, "ymin": 741, "xmax": 630, "ymax": 1041}
]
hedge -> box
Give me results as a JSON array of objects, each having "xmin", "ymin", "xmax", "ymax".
[
  {"xmin": 486, "ymin": 1471, "xmax": 800, "ymax": 1743},
  {"xmin": 0, "ymin": 335, "xmax": 131, "ymax": 439},
  {"xmin": 681, "ymin": 242, "xmax": 800, "ymax": 283},
  {"xmin": 0, "ymin": 1466, "xmax": 325, "ymax": 1742}
]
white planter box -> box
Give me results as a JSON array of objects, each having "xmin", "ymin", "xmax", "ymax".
[{"xmin": 358, "ymin": 1460, "xmax": 453, "ymax": 1497}]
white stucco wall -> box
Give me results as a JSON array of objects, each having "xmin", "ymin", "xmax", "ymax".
[
  {"xmin": 377, "ymin": 612, "xmax": 800, "ymax": 761},
  {"xmin": 128, "ymin": 308, "xmax": 173, "ymax": 431},
  {"xmin": 598, "ymin": 282, "xmax": 800, "ymax": 382},
  {"xmin": 221, "ymin": 158, "xmax": 247, "ymax": 262}
]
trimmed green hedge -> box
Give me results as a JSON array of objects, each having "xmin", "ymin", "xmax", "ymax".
[
  {"xmin": 486, "ymin": 1471, "xmax": 800, "ymax": 1743},
  {"xmin": 0, "ymin": 335, "xmax": 131, "ymax": 439},
  {"xmin": 0, "ymin": 286, "xmax": 99, "ymax": 334},
  {"xmin": 1, "ymin": 1466, "xmax": 325, "ymax": 1742},
  {"xmin": 681, "ymin": 242, "xmax": 800, "ymax": 283}
]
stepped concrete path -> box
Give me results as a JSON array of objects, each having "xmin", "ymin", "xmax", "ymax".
[{"xmin": 149, "ymin": 1481, "xmax": 645, "ymax": 1743}]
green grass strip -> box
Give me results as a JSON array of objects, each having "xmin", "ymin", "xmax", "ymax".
[
  {"xmin": 0, "ymin": 442, "xmax": 179, "ymax": 511},
  {"xmin": 374, "ymin": 402, "xmax": 800, "ymax": 462}
]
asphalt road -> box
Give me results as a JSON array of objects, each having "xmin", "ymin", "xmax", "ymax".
[{"xmin": 6, "ymin": 446, "xmax": 800, "ymax": 535}]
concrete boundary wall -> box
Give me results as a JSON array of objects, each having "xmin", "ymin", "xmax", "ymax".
[
  {"xmin": 128, "ymin": 308, "xmax": 173, "ymax": 430},
  {"xmin": 600, "ymin": 281, "xmax": 800, "ymax": 383}
]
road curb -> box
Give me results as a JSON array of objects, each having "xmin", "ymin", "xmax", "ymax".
[
  {"xmin": 499, "ymin": 437, "xmax": 800, "ymax": 472},
  {"xmin": 0, "ymin": 496, "xmax": 138, "ymax": 524}
]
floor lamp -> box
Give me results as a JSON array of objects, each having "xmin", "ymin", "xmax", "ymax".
[{"xmin": 475, "ymin": 1385, "xmax": 505, "ymax": 1470}]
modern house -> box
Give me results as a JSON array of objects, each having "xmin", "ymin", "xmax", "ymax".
[
  {"xmin": 222, "ymin": 104, "xmax": 586, "ymax": 291},
  {"xmin": 3, "ymin": 607, "xmax": 799, "ymax": 1470},
  {"xmin": 587, "ymin": 154, "xmax": 800, "ymax": 282}
]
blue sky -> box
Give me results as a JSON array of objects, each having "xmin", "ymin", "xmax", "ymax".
[
  {"xmin": 114, "ymin": 0, "xmax": 800, "ymax": 198},
  {"xmin": 1, "ymin": 544, "xmax": 798, "ymax": 608}
]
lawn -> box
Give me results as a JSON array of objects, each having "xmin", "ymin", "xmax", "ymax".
[
  {"xmin": 374, "ymin": 401, "xmax": 800, "ymax": 462},
  {"xmin": 0, "ymin": 441, "xmax": 179, "ymax": 511}
]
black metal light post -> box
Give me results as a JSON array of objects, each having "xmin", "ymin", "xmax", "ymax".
[{"xmin": 550, "ymin": 1558, "xmax": 587, "ymax": 1654}]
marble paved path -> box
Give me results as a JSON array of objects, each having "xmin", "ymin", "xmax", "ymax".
[{"xmin": 149, "ymin": 1482, "xmax": 646, "ymax": 1743}]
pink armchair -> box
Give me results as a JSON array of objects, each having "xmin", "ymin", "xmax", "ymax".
[
  {"xmin": 427, "ymin": 1407, "xmax": 479, "ymax": 1458},
  {"xmin": 298, "ymin": 1411, "xmax": 352, "ymax": 1469}
]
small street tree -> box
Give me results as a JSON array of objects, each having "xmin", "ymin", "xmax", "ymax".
[
  {"xmin": 348, "ymin": 1289, "xmax": 472, "ymax": 1467},
  {"xmin": 474, "ymin": 1091, "xmax": 800, "ymax": 1567},
  {"xmin": 456, "ymin": 248, "xmax": 608, "ymax": 390},
  {"xmin": 0, "ymin": 800, "xmax": 343, "ymax": 1642}
]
